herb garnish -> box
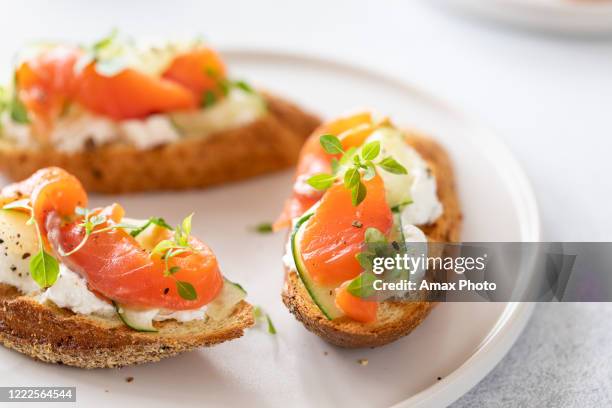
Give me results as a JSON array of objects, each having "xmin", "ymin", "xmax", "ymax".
[
  {"xmin": 306, "ymin": 134, "xmax": 407, "ymax": 206},
  {"xmin": 2, "ymin": 199, "xmax": 58, "ymax": 288},
  {"xmin": 58, "ymin": 207, "xmax": 143, "ymax": 256},
  {"xmin": 150, "ymin": 213, "xmax": 199, "ymax": 301},
  {"xmin": 202, "ymin": 67, "xmax": 256, "ymax": 107},
  {"xmin": 76, "ymin": 29, "xmax": 129, "ymax": 77},
  {"xmin": 253, "ymin": 306, "xmax": 277, "ymax": 335},
  {"xmin": 347, "ymin": 227, "xmax": 388, "ymax": 298},
  {"xmin": 202, "ymin": 90, "xmax": 217, "ymax": 107},
  {"xmin": 1, "ymin": 76, "xmax": 30, "ymax": 125},
  {"xmin": 129, "ymin": 217, "xmax": 173, "ymax": 237},
  {"xmin": 252, "ymin": 222, "xmax": 274, "ymax": 234}
]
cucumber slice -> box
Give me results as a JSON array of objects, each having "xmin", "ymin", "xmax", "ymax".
[
  {"xmin": 115, "ymin": 303, "xmax": 159, "ymax": 332},
  {"xmin": 290, "ymin": 213, "xmax": 344, "ymax": 320},
  {"xmin": 206, "ymin": 279, "xmax": 247, "ymax": 321}
]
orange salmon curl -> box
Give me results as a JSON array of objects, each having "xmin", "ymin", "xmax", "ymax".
[
  {"xmin": 14, "ymin": 43, "xmax": 227, "ymax": 139},
  {"xmin": 2, "ymin": 168, "xmax": 222, "ymax": 310}
]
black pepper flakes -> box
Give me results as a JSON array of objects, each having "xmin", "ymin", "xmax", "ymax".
[
  {"xmin": 163, "ymin": 288, "xmax": 170, "ymax": 295},
  {"xmin": 22, "ymin": 252, "xmax": 31, "ymax": 260},
  {"xmin": 10, "ymin": 265, "xmax": 17, "ymax": 272},
  {"xmin": 392, "ymin": 241, "xmax": 400, "ymax": 251}
]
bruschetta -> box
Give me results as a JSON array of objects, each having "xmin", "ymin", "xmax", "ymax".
[
  {"xmin": 275, "ymin": 112, "xmax": 461, "ymax": 348},
  {"xmin": 0, "ymin": 32, "xmax": 320, "ymax": 193},
  {"xmin": 0, "ymin": 167, "xmax": 253, "ymax": 368}
]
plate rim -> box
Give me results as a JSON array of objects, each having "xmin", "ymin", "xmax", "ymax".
[
  {"xmin": 224, "ymin": 48, "xmax": 541, "ymax": 407},
  {"xmin": 432, "ymin": 0, "xmax": 612, "ymax": 34}
]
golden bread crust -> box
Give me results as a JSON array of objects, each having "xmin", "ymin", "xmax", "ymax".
[{"xmin": 0, "ymin": 284, "xmax": 254, "ymax": 368}]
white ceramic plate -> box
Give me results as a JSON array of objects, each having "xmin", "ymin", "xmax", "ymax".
[
  {"xmin": 435, "ymin": 0, "xmax": 612, "ymax": 34},
  {"xmin": 0, "ymin": 51, "xmax": 540, "ymax": 407}
]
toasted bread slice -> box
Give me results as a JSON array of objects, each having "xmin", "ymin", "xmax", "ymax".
[
  {"xmin": 0, "ymin": 283, "xmax": 254, "ymax": 368},
  {"xmin": 0, "ymin": 92, "xmax": 320, "ymax": 193},
  {"xmin": 282, "ymin": 132, "xmax": 462, "ymax": 348}
]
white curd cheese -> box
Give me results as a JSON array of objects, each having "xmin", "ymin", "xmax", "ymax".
[
  {"xmin": 39, "ymin": 264, "xmax": 116, "ymax": 318},
  {"xmin": 283, "ymin": 234, "xmax": 297, "ymax": 273},
  {"xmin": 364, "ymin": 127, "xmax": 443, "ymax": 225},
  {"xmin": 1, "ymin": 89, "xmax": 265, "ymax": 152},
  {"xmin": 120, "ymin": 114, "xmax": 180, "ymax": 150},
  {"xmin": 38, "ymin": 264, "xmax": 209, "ymax": 322},
  {"xmin": 153, "ymin": 306, "xmax": 208, "ymax": 322},
  {"xmin": 50, "ymin": 113, "xmax": 118, "ymax": 153}
]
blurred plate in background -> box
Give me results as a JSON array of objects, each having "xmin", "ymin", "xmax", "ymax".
[{"xmin": 435, "ymin": 0, "xmax": 612, "ymax": 35}]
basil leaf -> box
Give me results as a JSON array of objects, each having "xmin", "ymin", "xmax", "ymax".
[
  {"xmin": 379, "ymin": 157, "xmax": 408, "ymax": 175},
  {"xmin": 340, "ymin": 147, "xmax": 357, "ymax": 165},
  {"xmin": 10, "ymin": 94, "xmax": 29, "ymax": 124},
  {"xmin": 319, "ymin": 134, "xmax": 344, "ymax": 155},
  {"xmin": 355, "ymin": 252, "xmax": 374, "ymax": 270},
  {"xmin": 346, "ymin": 272, "xmax": 377, "ymax": 298},
  {"xmin": 266, "ymin": 315, "xmax": 277, "ymax": 335},
  {"xmin": 365, "ymin": 227, "xmax": 387, "ymax": 243},
  {"xmin": 351, "ymin": 181, "xmax": 367, "ymax": 206},
  {"xmin": 0, "ymin": 86, "xmax": 9, "ymax": 113},
  {"xmin": 202, "ymin": 90, "xmax": 217, "ymax": 107},
  {"xmin": 176, "ymin": 280, "xmax": 197, "ymax": 301},
  {"xmin": 307, "ymin": 173, "xmax": 336, "ymax": 190},
  {"xmin": 168, "ymin": 266, "xmax": 181, "ymax": 275},
  {"xmin": 253, "ymin": 222, "xmax": 273, "ymax": 234},
  {"xmin": 344, "ymin": 167, "xmax": 360, "ymax": 189},
  {"xmin": 234, "ymin": 80, "xmax": 254, "ymax": 94},
  {"xmin": 361, "ymin": 141, "xmax": 381, "ymax": 161},
  {"xmin": 330, "ymin": 158, "xmax": 340, "ymax": 174},
  {"xmin": 29, "ymin": 250, "xmax": 60, "ymax": 289}
]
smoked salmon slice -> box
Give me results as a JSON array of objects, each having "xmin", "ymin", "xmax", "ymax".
[
  {"xmin": 14, "ymin": 44, "xmax": 228, "ymax": 130},
  {"xmin": 2, "ymin": 167, "xmax": 223, "ymax": 310},
  {"xmin": 335, "ymin": 282, "xmax": 378, "ymax": 323},
  {"xmin": 274, "ymin": 112, "xmax": 377, "ymax": 230},
  {"xmin": 298, "ymin": 175, "xmax": 392, "ymax": 287}
]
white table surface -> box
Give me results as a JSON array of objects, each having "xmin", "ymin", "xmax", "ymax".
[{"xmin": 1, "ymin": 1, "xmax": 611, "ymax": 406}]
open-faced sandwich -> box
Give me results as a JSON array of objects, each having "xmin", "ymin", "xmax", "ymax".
[
  {"xmin": 275, "ymin": 112, "xmax": 461, "ymax": 348},
  {"xmin": 0, "ymin": 32, "xmax": 320, "ymax": 193},
  {"xmin": 0, "ymin": 167, "xmax": 253, "ymax": 368}
]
